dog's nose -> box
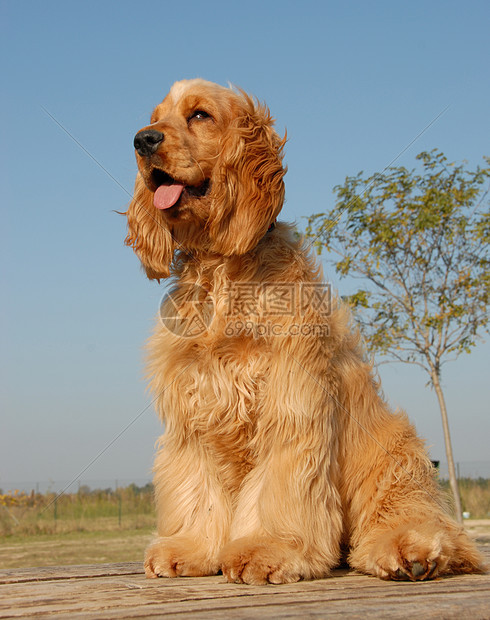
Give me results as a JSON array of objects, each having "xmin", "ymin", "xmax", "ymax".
[{"xmin": 133, "ymin": 129, "xmax": 164, "ymax": 157}]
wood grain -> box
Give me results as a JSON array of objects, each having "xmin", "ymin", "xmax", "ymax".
[{"xmin": 0, "ymin": 547, "xmax": 488, "ymax": 619}]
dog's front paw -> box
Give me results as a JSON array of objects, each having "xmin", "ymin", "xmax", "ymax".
[
  {"xmin": 219, "ymin": 537, "xmax": 303, "ymax": 585},
  {"xmin": 357, "ymin": 521, "xmax": 482, "ymax": 581},
  {"xmin": 144, "ymin": 536, "xmax": 219, "ymax": 578}
]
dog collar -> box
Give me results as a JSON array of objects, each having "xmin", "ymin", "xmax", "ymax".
[{"xmin": 267, "ymin": 221, "xmax": 276, "ymax": 233}]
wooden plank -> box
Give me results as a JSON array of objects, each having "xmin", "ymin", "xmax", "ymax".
[
  {"xmin": 0, "ymin": 562, "xmax": 144, "ymax": 585},
  {"xmin": 0, "ymin": 548, "xmax": 488, "ymax": 619},
  {"xmin": 3, "ymin": 573, "xmax": 490, "ymax": 620}
]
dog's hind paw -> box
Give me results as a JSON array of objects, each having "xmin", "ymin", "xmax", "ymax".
[
  {"xmin": 389, "ymin": 559, "xmax": 438, "ymax": 581},
  {"xmin": 351, "ymin": 520, "xmax": 483, "ymax": 581}
]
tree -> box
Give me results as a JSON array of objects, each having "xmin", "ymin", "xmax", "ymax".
[{"xmin": 306, "ymin": 150, "xmax": 490, "ymax": 523}]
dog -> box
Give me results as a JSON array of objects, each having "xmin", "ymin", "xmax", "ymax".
[{"xmin": 125, "ymin": 78, "xmax": 482, "ymax": 584}]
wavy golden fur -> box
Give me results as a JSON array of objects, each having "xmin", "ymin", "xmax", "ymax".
[{"xmin": 125, "ymin": 78, "xmax": 482, "ymax": 584}]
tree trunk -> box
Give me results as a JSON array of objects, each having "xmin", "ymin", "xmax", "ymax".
[{"xmin": 431, "ymin": 370, "xmax": 463, "ymax": 524}]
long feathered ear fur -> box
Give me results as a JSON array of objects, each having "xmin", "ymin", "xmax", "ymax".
[
  {"xmin": 125, "ymin": 174, "xmax": 175, "ymax": 280},
  {"xmin": 207, "ymin": 92, "xmax": 287, "ymax": 255}
]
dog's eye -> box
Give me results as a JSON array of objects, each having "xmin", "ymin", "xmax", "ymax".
[{"xmin": 188, "ymin": 110, "xmax": 211, "ymax": 122}]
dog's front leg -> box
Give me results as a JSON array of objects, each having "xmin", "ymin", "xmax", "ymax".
[
  {"xmin": 145, "ymin": 435, "xmax": 232, "ymax": 578},
  {"xmin": 219, "ymin": 444, "xmax": 342, "ymax": 584},
  {"xmin": 219, "ymin": 366, "xmax": 343, "ymax": 584}
]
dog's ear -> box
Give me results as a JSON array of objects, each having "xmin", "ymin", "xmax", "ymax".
[
  {"xmin": 125, "ymin": 174, "xmax": 175, "ymax": 279},
  {"xmin": 207, "ymin": 93, "xmax": 286, "ymax": 256}
]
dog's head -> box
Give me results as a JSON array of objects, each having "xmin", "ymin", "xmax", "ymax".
[{"xmin": 125, "ymin": 79, "xmax": 286, "ymax": 279}]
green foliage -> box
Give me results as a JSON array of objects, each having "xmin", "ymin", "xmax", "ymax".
[{"xmin": 306, "ymin": 149, "xmax": 490, "ymax": 376}]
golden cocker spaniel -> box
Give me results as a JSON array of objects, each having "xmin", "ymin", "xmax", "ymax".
[{"xmin": 125, "ymin": 78, "xmax": 482, "ymax": 584}]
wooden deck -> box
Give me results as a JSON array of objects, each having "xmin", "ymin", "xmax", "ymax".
[{"xmin": 1, "ymin": 547, "xmax": 488, "ymax": 619}]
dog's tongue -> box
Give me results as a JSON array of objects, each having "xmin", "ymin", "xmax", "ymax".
[{"xmin": 154, "ymin": 183, "xmax": 185, "ymax": 210}]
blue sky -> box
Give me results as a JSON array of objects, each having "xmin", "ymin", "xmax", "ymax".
[{"xmin": 1, "ymin": 0, "xmax": 489, "ymax": 490}]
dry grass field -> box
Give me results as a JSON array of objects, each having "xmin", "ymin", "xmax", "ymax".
[
  {"xmin": 0, "ymin": 528, "xmax": 154, "ymax": 569},
  {"xmin": 0, "ymin": 484, "xmax": 156, "ymax": 568}
]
